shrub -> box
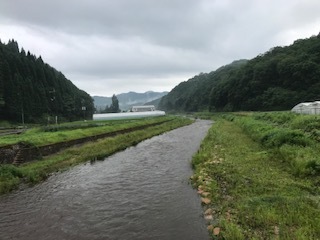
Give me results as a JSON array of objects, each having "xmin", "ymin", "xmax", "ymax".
[
  {"xmin": 253, "ymin": 112, "xmax": 295, "ymax": 125},
  {"xmin": 230, "ymin": 113, "xmax": 319, "ymax": 177},
  {"xmin": 291, "ymin": 115, "xmax": 320, "ymax": 133},
  {"xmin": 261, "ymin": 129, "xmax": 312, "ymax": 148},
  {"xmin": 0, "ymin": 165, "xmax": 23, "ymax": 194},
  {"xmin": 0, "ymin": 165, "xmax": 23, "ymax": 179}
]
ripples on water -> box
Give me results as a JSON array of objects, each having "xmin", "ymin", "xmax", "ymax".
[{"xmin": 0, "ymin": 120, "xmax": 212, "ymax": 240}]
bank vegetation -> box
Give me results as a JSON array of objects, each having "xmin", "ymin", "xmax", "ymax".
[
  {"xmin": 0, "ymin": 116, "xmax": 193, "ymax": 194},
  {"xmin": 192, "ymin": 111, "xmax": 320, "ymax": 239}
]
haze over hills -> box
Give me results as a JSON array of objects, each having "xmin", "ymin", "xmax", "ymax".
[
  {"xmin": 159, "ymin": 33, "xmax": 320, "ymax": 112},
  {"xmin": 93, "ymin": 91, "xmax": 168, "ymax": 112}
]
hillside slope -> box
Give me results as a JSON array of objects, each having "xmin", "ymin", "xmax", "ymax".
[
  {"xmin": 159, "ymin": 60, "xmax": 247, "ymax": 112},
  {"xmin": 0, "ymin": 39, "xmax": 94, "ymax": 122},
  {"xmin": 159, "ymin": 33, "xmax": 320, "ymax": 112}
]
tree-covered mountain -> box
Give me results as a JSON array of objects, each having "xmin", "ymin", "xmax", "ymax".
[
  {"xmin": 93, "ymin": 91, "xmax": 168, "ymax": 111},
  {"xmin": 159, "ymin": 60, "xmax": 247, "ymax": 112},
  {"xmin": 143, "ymin": 97, "xmax": 163, "ymax": 108},
  {"xmin": 0, "ymin": 39, "xmax": 94, "ymax": 123},
  {"xmin": 159, "ymin": 33, "xmax": 320, "ymax": 112}
]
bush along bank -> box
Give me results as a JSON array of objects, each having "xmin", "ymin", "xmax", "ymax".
[
  {"xmin": 0, "ymin": 117, "xmax": 193, "ymax": 194},
  {"xmin": 191, "ymin": 113, "xmax": 320, "ymax": 239},
  {"xmin": 233, "ymin": 112, "xmax": 320, "ymax": 177}
]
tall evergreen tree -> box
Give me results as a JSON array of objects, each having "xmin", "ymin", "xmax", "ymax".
[
  {"xmin": 104, "ymin": 94, "xmax": 120, "ymax": 113},
  {"xmin": 0, "ymin": 39, "xmax": 94, "ymax": 123}
]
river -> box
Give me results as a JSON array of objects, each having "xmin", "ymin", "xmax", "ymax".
[{"xmin": 0, "ymin": 120, "xmax": 212, "ymax": 240}]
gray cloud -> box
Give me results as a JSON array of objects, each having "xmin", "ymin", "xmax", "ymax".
[{"xmin": 1, "ymin": 0, "xmax": 320, "ymax": 96}]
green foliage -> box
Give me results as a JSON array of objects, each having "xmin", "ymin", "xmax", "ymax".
[
  {"xmin": 41, "ymin": 122, "xmax": 104, "ymax": 132},
  {"xmin": 0, "ymin": 116, "xmax": 193, "ymax": 194},
  {"xmin": 103, "ymin": 94, "xmax": 120, "ymax": 113},
  {"xmin": 160, "ymin": 33, "xmax": 320, "ymax": 112},
  {"xmin": 0, "ymin": 39, "xmax": 94, "ymax": 123},
  {"xmin": 159, "ymin": 60, "xmax": 247, "ymax": 112},
  {"xmin": 229, "ymin": 112, "xmax": 320, "ymax": 177},
  {"xmin": 0, "ymin": 164, "xmax": 23, "ymax": 179},
  {"xmin": 0, "ymin": 165, "xmax": 23, "ymax": 193},
  {"xmin": 253, "ymin": 111, "xmax": 295, "ymax": 125},
  {"xmin": 191, "ymin": 118, "xmax": 320, "ymax": 239},
  {"xmin": 260, "ymin": 128, "xmax": 311, "ymax": 147},
  {"xmin": 0, "ymin": 120, "xmax": 13, "ymax": 128},
  {"xmin": 0, "ymin": 116, "xmax": 175, "ymax": 147},
  {"xmin": 290, "ymin": 115, "xmax": 320, "ymax": 132}
]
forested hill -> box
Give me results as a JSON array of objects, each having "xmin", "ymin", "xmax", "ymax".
[
  {"xmin": 159, "ymin": 33, "xmax": 320, "ymax": 112},
  {"xmin": 158, "ymin": 60, "xmax": 247, "ymax": 112},
  {"xmin": 0, "ymin": 39, "xmax": 94, "ymax": 123}
]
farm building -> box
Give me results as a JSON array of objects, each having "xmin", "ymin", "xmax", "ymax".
[
  {"xmin": 291, "ymin": 101, "xmax": 320, "ymax": 114},
  {"xmin": 131, "ymin": 105, "xmax": 156, "ymax": 112}
]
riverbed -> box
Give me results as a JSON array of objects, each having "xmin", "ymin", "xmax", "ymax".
[{"xmin": 0, "ymin": 120, "xmax": 212, "ymax": 240}]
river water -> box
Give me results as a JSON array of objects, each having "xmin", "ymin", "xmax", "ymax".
[{"xmin": 0, "ymin": 120, "xmax": 212, "ymax": 240}]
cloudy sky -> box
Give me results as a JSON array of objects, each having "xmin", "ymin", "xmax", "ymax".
[{"xmin": 1, "ymin": 0, "xmax": 319, "ymax": 97}]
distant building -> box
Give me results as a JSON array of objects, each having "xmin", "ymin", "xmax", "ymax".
[
  {"xmin": 131, "ymin": 105, "xmax": 156, "ymax": 112},
  {"xmin": 291, "ymin": 101, "xmax": 320, "ymax": 114}
]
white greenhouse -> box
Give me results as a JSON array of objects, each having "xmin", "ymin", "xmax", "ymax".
[
  {"xmin": 291, "ymin": 101, "xmax": 320, "ymax": 115},
  {"xmin": 93, "ymin": 111, "xmax": 166, "ymax": 121}
]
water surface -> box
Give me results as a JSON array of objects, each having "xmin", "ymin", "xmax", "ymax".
[{"xmin": 0, "ymin": 120, "xmax": 212, "ymax": 240}]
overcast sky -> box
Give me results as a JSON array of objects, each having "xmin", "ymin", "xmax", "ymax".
[{"xmin": 1, "ymin": 0, "xmax": 319, "ymax": 97}]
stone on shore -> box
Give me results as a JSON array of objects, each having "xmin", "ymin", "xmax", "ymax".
[
  {"xmin": 201, "ymin": 197, "xmax": 211, "ymax": 205},
  {"xmin": 213, "ymin": 227, "xmax": 220, "ymax": 236}
]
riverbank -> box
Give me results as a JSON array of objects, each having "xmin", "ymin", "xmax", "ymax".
[
  {"xmin": 0, "ymin": 116, "xmax": 175, "ymax": 147},
  {"xmin": 0, "ymin": 120, "xmax": 211, "ymax": 240},
  {"xmin": 192, "ymin": 112, "xmax": 320, "ymax": 239},
  {"xmin": 0, "ymin": 116, "xmax": 193, "ymax": 194},
  {"xmin": 0, "ymin": 118, "xmax": 173, "ymax": 165}
]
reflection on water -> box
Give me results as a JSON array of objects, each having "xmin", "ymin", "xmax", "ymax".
[{"xmin": 0, "ymin": 120, "xmax": 212, "ymax": 240}]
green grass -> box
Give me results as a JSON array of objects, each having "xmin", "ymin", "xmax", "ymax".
[
  {"xmin": 0, "ymin": 116, "xmax": 193, "ymax": 194},
  {"xmin": 234, "ymin": 113, "xmax": 320, "ymax": 176},
  {"xmin": 0, "ymin": 120, "xmax": 14, "ymax": 128},
  {"xmin": 0, "ymin": 116, "xmax": 175, "ymax": 147},
  {"xmin": 192, "ymin": 116, "xmax": 320, "ymax": 239}
]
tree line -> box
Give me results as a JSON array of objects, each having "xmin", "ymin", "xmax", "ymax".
[
  {"xmin": 0, "ymin": 39, "xmax": 94, "ymax": 123},
  {"xmin": 101, "ymin": 94, "xmax": 120, "ymax": 113},
  {"xmin": 159, "ymin": 33, "xmax": 320, "ymax": 112}
]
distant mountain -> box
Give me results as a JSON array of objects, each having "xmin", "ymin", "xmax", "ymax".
[{"xmin": 93, "ymin": 91, "xmax": 168, "ymax": 111}]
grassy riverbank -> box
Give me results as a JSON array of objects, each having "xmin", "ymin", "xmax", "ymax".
[
  {"xmin": 0, "ymin": 116, "xmax": 175, "ymax": 147},
  {"xmin": 192, "ymin": 112, "xmax": 320, "ymax": 239},
  {"xmin": 0, "ymin": 116, "xmax": 193, "ymax": 194}
]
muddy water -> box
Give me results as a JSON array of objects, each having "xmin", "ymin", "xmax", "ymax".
[{"xmin": 0, "ymin": 120, "xmax": 212, "ymax": 240}]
